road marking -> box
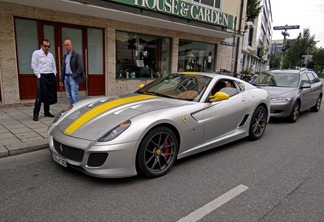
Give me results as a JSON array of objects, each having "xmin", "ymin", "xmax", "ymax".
[{"xmin": 177, "ymin": 184, "xmax": 249, "ymax": 222}]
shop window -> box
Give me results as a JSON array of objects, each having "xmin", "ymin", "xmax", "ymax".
[
  {"xmin": 248, "ymin": 28, "xmax": 254, "ymax": 47},
  {"xmin": 116, "ymin": 31, "xmax": 171, "ymax": 79},
  {"xmin": 178, "ymin": 40, "xmax": 216, "ymax": 72},
  {"xmin": 15, "ymin": 18, "xmax": 38, "ymax": 74},
  {"xmin": 87, "ymin": 28, "xmax": 104, "ymax": 74}
]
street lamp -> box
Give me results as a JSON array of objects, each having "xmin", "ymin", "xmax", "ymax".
[{"xmin": 280, "ymin": 30, "xmax": 290, "ymax": 69}]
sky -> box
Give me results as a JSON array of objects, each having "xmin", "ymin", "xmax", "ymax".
[{"xmin": 271, "ymin": 0, "xmax": 324, "ymax": 48}]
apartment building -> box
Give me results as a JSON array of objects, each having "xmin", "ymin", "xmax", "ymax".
[{"xmin": 241, "ymin": 0, "xmax": 273, "ymax": 73}]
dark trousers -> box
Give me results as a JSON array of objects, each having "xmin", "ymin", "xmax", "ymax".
[
  {"xmin": 33, "ymin": 73, "xmax": 57, "ymax": 116},
  {"xmin": 33, "ymin": 98, "xmax": 50, "ymax": 116}
]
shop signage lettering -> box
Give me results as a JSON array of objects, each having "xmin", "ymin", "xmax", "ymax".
[{"xmin": 109, "ymin": 0, "xmax": 234, "ymax": 29}]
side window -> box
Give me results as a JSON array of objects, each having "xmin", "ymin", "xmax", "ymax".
[
  {"xmin": 301, "ymin": 73, "xmax": 310, "ymax": 84},
  {"xmin": 211, "ymin": 79, "xmax": 238, "ymax": 96},
  {"xmin": 306, "ymin": 72, "xmax": 315, "ymax": 84}
]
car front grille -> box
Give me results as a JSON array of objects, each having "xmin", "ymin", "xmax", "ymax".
[
  {"xmin": 53, "ymin": 139, "xmax": 84, "ymax": 162},
  {"xmin": 87, "ymin": 153, "xmax": 109, "ymax": 167}
]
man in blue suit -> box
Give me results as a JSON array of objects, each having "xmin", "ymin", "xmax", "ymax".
[{"xmin": 59, "ymin": 39, "xmax": 84, "ymax": 109}]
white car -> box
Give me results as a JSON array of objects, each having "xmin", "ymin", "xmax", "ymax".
[{"xmin": 48, "ymin": 72, "xmax": 270, "ymax": 178}]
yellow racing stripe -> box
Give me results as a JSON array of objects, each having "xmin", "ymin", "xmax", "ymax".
[
  {"xmin": 64, "ymin": 94, "xmax": 156, "ymax": 135},
  {"xmin": 179, "ymin": 72, "xmax": 198, "ymax": 75}
]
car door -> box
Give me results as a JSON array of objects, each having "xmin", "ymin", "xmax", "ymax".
[
  {"xmin": 300, "ymin": 73, "xmax": 314, "ymax": 111},
  {"xmin": 202, "ymin": 91, "xmax": 249, "ymax": 144},
  {"xmin": 307, "ymin": 72, "xmax": 322, "ymax": 105}
]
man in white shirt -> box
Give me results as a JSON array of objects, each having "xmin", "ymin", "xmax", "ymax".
[{"xmin": 31, "ymin": 39, "xmax": 57, "ymax": 121}]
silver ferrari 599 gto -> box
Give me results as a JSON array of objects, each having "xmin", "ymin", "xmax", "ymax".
[{"xmin": 48, "ymin": 72, "xmax": 270, "ymax": 178}]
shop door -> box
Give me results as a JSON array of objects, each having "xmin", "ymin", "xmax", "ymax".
[
  {"xmin": 60, "ymin": 27, "xmax": 86, "ymax": 94},
  {"xmin": 85, "ymin": 27, "xmax": 105, "ymax": 96},
  {"xmin": 60, "ymin": 26, "xmax": 105, "ymax": 96}
]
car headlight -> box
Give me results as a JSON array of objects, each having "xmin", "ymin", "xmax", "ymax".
[
  {"xmin": 98, "ymin": 120, "xmax": 131, "ymax": 142},
  {"xmin": 270, "ymin": 97, "xmax": 292, "ymax": 103}
]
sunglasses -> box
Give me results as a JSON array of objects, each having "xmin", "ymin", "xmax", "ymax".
[{"xmin": 43, "ymin": 45, "xmax": 51, "ymax": 48}]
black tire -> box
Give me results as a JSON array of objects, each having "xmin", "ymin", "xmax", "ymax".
[
  {"xmin": 248, "ymin": 105, "xmax": 268, "ymax": 140},
  {"xmin": 287, "ymin": 101, "xmax": 300, "ymax": 123},
  {"xmin": 136, "ymin": 127, "xmax": 178, "ymax": 178},
  {"xmin": 310, "ymin": 95, "xmax": 322, "ymax": 112}
]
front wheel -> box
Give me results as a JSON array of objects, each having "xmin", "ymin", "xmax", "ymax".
[
  {"xmin": 248, "ymin": 105, "xmax": 268, "ymax": 140},
  {"xmin": 136, "ymin": 127, "xmax": 178, "ymax": 178},
  {"xmin": 287, "ymin": 101, "xmax": 300, "ymax": 123}
]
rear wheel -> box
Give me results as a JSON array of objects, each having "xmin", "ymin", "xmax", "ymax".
[
  {"xmin": 310, "ymin": 95, "xmax": 322, "ymax": 112},
  {"xmin": 248, "ymin": 105, "xmax": 268, "ymax": 140},
  {"xmin": 136, "ymin": 127, "xmax": 178, "ymax": 178},
  {"xmin": 287, "ymin": 101, "xmax": 300, "ymax": 123}
]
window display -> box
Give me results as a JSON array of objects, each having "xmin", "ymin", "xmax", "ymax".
[
  {"xmin": 116, "ymin": 31, "xmax": 171, "ymax": 79},
  {"xmin": 178, "ymin": 40, "xmax": 216, "ymax": 72}
]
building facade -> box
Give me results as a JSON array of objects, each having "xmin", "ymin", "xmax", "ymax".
[
  {"xmin": 241, "ymin": 0, "xmax": 273, "ymax": 74},
  {"xmin": 0, "ymin": 0, "xmax": 246, "ymax": 104},
  {"xmin": 271, "ymin": 39, "xmax": 284, "ymax": 55}
]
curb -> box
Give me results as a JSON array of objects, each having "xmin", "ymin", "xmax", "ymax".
[{"xmin": 0, "ymin": 139, "xmax": 49, "ymax": 158}]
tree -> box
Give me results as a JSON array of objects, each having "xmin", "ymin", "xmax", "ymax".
[
  {"xmin": 283, "ymin": 28, "xmax": 316, "ymax": 69},
  {"xmin": 246, "ymin": 0, "xmax": 262, "ymax": 22},
  {"xmin": 313, "ymin": 47, "xmax": 324, "ymax": 73},
  {"xmin": 269, "ymin": 54, "xmax": 281, "ymax": 69}
]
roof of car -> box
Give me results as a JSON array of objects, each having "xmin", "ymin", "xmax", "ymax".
[
  {"xmin": 267, "ymin": 69, "xmax": 307, "ymax": 74},
  {"xmin": 178, "ymin": 72, "xmax": 224, "ymax": 78}
]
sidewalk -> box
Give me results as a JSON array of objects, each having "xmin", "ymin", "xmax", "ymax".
[{"xmin": 0, "ymin": 96, "xmax": 71, "ymax": 158}]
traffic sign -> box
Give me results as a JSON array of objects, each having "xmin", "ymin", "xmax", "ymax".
[
  {"xmin": 273, "ymin": 25, "xmax": 300, "ymax": 30},
  {"xmin": 220, "ymin": 41, "xmax": 235, "ymax": 46}
]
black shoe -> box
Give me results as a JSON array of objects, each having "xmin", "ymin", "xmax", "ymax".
[
  {"xmin": 44, "ymin": 112, "xmax": 55, "ymax": 117},
  {"xmin": 33, "ymin": 115, "xmax": 39, "ymax": 121}
]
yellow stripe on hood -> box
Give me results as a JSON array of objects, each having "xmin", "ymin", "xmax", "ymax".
[{"xmin": 64, "ymin": 94, "xmax": 156, "ymax": 135}]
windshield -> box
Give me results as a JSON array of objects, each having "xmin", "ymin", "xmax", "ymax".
[
  {"xmin": 251, "ymin": 72, "xmax": 300, "ymax": 88},
  {"xmin": 137, "ymin": 73, "xmax": 212, "ymax": 101}
]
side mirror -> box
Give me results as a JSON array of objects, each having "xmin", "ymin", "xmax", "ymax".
[
  {"xmin": 209, "ymin": 91, "xmax": 230, "ymax": 102},
  {"xmin": 138, "ymin": 83, "xmax": 145, "ymax": 89},
  {"xmin": 301, "ymin": 82, "xmax": 311, "ymax": 88}
]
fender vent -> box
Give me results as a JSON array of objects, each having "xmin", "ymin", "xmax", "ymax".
[{"xmin": 239, "ymin": 114, "xmax": 249, "ymax": 127}]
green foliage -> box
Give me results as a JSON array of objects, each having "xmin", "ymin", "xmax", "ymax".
[
  {"xmin": 246, "ymin": 0, "xmax": 262, "ymax": 22},
  {"xmin": 269, "ymin": 54, "xmax": 281, "ymax": 69},
  {"xmin": 240, "ymin": 68, "xmax": 255, "ymax": 81},
  {"xmin": 312, "ymin": 47, "xmax": 324, "ymax": 73},
  {"xmin": 283, "ymin": 28, "xmax": 316, "ymax": 69}
]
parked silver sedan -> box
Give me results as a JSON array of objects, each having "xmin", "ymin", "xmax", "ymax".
[
  {"xmin": 48, "ymin": 72, "xmax": 270, "ymax": 178},
  {"xmin": 251, "ymin": 69, "xmax": 322, "ymax": 122}
]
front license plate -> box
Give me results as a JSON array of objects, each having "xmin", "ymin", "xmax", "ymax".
[{"xmin": 52, "ymin": 152, "xmax": 67, "ymax": 167}]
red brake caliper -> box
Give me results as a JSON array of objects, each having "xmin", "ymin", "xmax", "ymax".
[{"xmin": 164, "ymin": 139, "xmax": 169, "ymax": 160}]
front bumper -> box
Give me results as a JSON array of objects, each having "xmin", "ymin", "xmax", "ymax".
[
  {"xmin": 270, "ymin": 100, "xmax": 294, "ymax": 118},
  {"xmin": 48, "ymin": 127, "xmax": 138, "ymax": 178}
]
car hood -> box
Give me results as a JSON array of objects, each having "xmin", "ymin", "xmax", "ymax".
[
  {"xmin": 257, "ymin": 86, "xmax": 296, "ymax": 98},
  {"xmin": 57, "ymin": 93, "xmax": 189, "ymax": 140}
]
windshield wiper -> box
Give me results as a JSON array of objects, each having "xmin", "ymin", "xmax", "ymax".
[
  {"xmin": 149, "ymin": 92, "xmax": 173, "ymax": 98},
  {"xmin": 137, "ymin": 91, "xmax": 172, "ymax": 98}
]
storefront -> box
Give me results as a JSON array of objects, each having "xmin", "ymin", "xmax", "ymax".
[{"xmin": 0, "ymin": 0, "xmax": 243, "ymax": 104}]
